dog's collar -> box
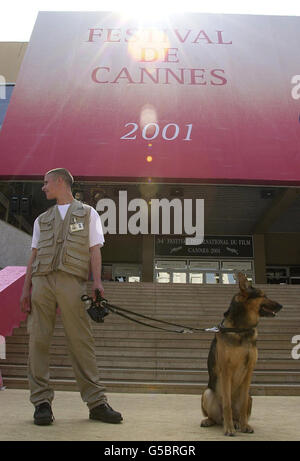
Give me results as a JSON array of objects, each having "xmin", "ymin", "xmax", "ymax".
[{"xmin": 218, "ymin": 319, "xmax": 256, "ymax": 335}]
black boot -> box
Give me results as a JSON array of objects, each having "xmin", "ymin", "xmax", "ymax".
[
  {"xmin": 34, "ymin": 402, "xmax": 54, "ymax": 426},
  {"xmin": 89, "ymin": 403, "xmax": 123, "ymax": 424}
]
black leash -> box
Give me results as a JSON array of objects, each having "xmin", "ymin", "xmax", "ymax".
[
  {"xmin": 81, "ymin": 292, "xmax": 205, "ymax": 333},
  {"xmin": 81, "ymin": 291, "xmax": 254, "ymax": 335},
  {"xmin": 98, "ymin": 299, "xmax": 211, "ymax": 334},
  {"xmin": 102, "ymin": 305, "xmax": 193, "ymax": 334}
]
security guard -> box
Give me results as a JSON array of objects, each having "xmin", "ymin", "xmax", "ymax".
[{"xmin": 20, "ymin": 168, "xmax": 123, "ymax": 425}]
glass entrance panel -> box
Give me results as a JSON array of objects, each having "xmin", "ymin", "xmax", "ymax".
[
  {"xmin": 172, "ymin": 272, "xmax": 187, "ymax": 283},
  {"xmin": 156, "ymin": 271, "xmax": 171, "ymax": 283},
  {"xmin": 205, "ymin": 272, "xmax": 220, "ymax": 284},
  {"xmin": 189, "ymin": 272, "xmax": 204, "ymax": 284},
  {"xmin": 221, "ymin": 272, "xmax": 236, "ymax": 284},
  {"xmin": 155, "ymin": 260, "xmax": 187, "ymax": 269},
  {"xmin": 113, "ymin": 264, "xmax": 142, "ymax": 282},
  {"xmin": 190, "ymin": 261, "xmax": 219, "ymax": 270},
  {"xmin": 128, "ymin": 276, "xmax": 141, "ymax": 282},
  {"xmin": 155, "ymin": 259, "xmax": 254, "ymax": 284}
]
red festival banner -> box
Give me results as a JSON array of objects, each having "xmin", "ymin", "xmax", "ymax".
[{"xmin": 0, "ymin": 11, "xmax": 300, "ymax": 183}]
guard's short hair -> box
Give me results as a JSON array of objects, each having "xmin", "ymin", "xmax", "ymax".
[{"xmin": 46, "ymin": 168, "xmax": 74, "ymax": 188}]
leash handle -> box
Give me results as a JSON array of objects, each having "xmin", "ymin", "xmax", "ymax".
[
  {"xmin": 81, "ymin": 293, "xmax": 109, "ymax": 323},
  {"xmin": 95, "ymin": 290, "xmax": 109, "ymax": 308},
  {"xmin": 81, "ymin": 294, "xmax": 91, "ymax": 302},
  {"xmin": 81, "ymin": 293, "xmax": 108, "ymax": 308}
]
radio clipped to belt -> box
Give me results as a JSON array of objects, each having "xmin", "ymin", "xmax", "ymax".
[{"xmin": 81, "ymin": 290, "xmax": 109, "ymax": 323}]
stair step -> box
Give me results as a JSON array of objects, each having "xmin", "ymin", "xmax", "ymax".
[
  {"xmin": 2, "ymin": 282, "xmax": 300, "ymax": 396},
  {"xmin": 2, "ymin": 364, "xmax": 300, "ymax": 384},
  {"xmin": 3, "ymin": 377, "xmax": 300, "ymax": 396}
]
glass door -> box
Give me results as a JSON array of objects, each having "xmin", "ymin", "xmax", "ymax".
[
  {"xmin": 189, "ymin": 272, "xmax": 204, "ymax": 284},
  {"xmin": 189, "ymin": 261, "xmax": 220, "ymax": 284},
  {"xmin": 156, "ymin": 271, "xmax": 171, "ymax": 283},
  {"xmin": 221, "ymin": 272, "xmax": 236, "ymax": 284},
  {"xmin": 221, "ymin": 261, "xmax": 254, "ymax": 283},
  {"xmin": 172, "ymin": 271, "xmax": 187, "ymax": 283},
  {"xmin": 113, "ymin": 264, "xmax": 142, "ymax": 282},
  {"xmin": 205, "ymin": 272, "xmax": 220, "ymax": 284},
  {"xmin": 155, "ymin": 260, "xmax": 187, "ymax": 284}
]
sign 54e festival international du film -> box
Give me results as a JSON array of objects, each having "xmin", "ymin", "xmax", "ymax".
[{"xmin": 0, "ymin": 11, "xmax": 300, "ymax": 183}]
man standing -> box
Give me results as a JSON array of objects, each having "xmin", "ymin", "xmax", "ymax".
[{"xmin": 20, "ymin": 168, "xmax": 123, "ymax": 425}]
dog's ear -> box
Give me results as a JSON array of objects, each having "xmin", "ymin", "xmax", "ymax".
[{"xmin": 237, "ymin": 272, "xmax": 251, "ymax": 295}]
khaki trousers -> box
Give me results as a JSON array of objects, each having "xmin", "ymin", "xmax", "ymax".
[{"xmin": 28, "ymin": 271, "xmax": 107, "ymax": 409}]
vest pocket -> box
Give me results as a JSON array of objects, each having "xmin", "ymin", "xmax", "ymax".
[
  {"xmin": 32, "ymin": 255, "xmax": 54, "ymax": 274},
  {"xmin": 40, "ymin": 222, "xmax": 53, "ymax": 231},
  {"xmin": 40, "ymin": 214, "xmax": 54, "ymax": 230},
  {"xmin": 38, "ymin": 236, "xmax": 54, "ymax": 253},
  {"xmin": 63, "ymin": 247, "xmax": 90, "ymax": 265},
  {"xmin": 66, "ymin": 232, "xmax": 87, "ymax": 245},
  {"xmin": 70, "ymin": 210, "xmax": 89, "ymax": 237},
  {"xmin": 38, "ymin": 230, "xmax": 54, "ymax": 248}
]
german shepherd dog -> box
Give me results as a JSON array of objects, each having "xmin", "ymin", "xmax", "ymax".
[{"xmin": 201, "ymin": 272, "xmax": 282, "ymax": 436}]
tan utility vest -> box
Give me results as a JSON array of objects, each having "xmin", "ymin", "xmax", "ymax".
[{"xmin": 32, "ymin": 200, "xmax": 91, "ymax": 281}]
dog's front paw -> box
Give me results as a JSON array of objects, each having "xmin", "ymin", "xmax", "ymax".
[
  {"xmin": 224, "ymin": 424, "xmax": 236, "ymax": 436},
  {"xmin": 200, "ymin": 418, "xmax": 216, "ymax": 427},
  {"xmin": 241, "ymin": 424, "xmax": 254, "ymax": 433},
  {"xmin": 224, "ymin": 430, "xmax": 235, "ymax": 436}
]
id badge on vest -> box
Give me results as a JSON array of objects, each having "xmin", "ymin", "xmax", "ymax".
[{"xmin": 70, "ymin": 218, "xmax": 84, "ymax": 233}]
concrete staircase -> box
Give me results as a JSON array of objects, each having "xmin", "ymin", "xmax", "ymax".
[{"xmin": 2, "ymin": 282, "xmax": 300, "ymax": 395}]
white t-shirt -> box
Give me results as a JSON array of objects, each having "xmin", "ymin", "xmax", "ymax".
[{"xmin": 31, "ymin": 204, "xmax": 105, "ymax": 249}]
